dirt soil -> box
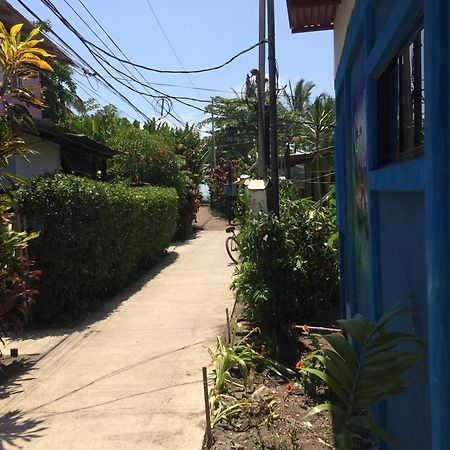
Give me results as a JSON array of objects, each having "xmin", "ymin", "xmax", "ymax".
[{"xmin": 205, "ymin": 303, "xmax": 340, "ymax": 450}]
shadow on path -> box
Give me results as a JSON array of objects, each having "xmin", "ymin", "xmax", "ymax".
[
  {"xmin": 36, "ymin": 379, "xmax": 202, "ymax": 419},
  {"xmin": 0, "ymin": 409, "xmax": 46, "ymax": 449},
  {"xmin": 0, "ymin": 359, "xmax": 37, "ymax": 401},
  {"xmin": 9, "ymin": 249, "xmax": 183, "ymax": 344},
  {"xmin": 0, "ymin": 250, "xmax": 182, "ymax": 404},
  {"xmin": 25, "ymin": 338, "xmax": 210, "ymax": 415}
]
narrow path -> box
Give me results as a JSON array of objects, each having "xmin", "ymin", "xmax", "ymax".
[{"xmin": 0, "ymin": 209, "xmax": 235, "ymax": 449}]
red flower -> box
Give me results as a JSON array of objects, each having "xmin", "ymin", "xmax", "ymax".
[
  {"xmin": 295, "ymin": 360, "xmax": 304, "ymax": 370},
  {"xmin": 286, "ymin": 383, "xmax": 293, "ymax": 394},
  {"xmin": 303, "ymin": 324, "xmax": 310, "ymax": 333}
]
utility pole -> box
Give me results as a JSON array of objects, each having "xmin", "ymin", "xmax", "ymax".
[
  {"xmin": 267, "ymin": 0, "xmax": 279, "ymax": 215},
  {"xmin": 257, "ymin": 0, "xmax": 266, "ymax": 180},
  {"xmin": 284, "ymin": 143, "xmax": 291, "ymax": 179},
  {"xmin": 211, "ymin": 98, "xmax": 217, "ymax": 167}
]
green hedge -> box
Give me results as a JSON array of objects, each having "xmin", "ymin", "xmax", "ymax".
[{"xmin": 14, "ymin": 174, "xmax": 178, "ymax": 324}]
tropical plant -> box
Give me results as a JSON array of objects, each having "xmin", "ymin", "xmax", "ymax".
[
  {"xmin": 40, "ymin": 60, "xmax": 84, "ymax": 123},
  {"xmin": 0, "ymin": 22, "xmax": 52, "ymax": 339},
  {"xmin": 303, "ymin": 93, "xmax": 335, "ymax": 153},
  {"xmin": 283, "ymin": 79, "xmax": 315, "ymax": 115},
  {"xmin": 232, "ymin": 183, "xmax": 339, "ymax": 355},
  {"xmin": 0, "ymin": 196, "xmax": 41, "ymax": 339},
  {"xmin": 304, "ymin": 309, "xmax": 421, "ymax": 449},
  {"xmin": 203, "ymin": 93, "xmax": 257, "ymax": 162},
  {"xmin": 0, "ymin": 21, "xmax": 53, "ymax": 173},
  {"xmin": 208, "ymin": 324, "xmax": 293, "ymax": 426}
]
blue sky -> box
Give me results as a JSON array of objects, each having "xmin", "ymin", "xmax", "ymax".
[{"xmin": 11, "ymin": 0, "xmax": 334, "ymax": 128}]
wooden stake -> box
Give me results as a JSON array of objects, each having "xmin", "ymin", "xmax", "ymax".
[
  {"xmin": 226, "ymin": 308, "xmax": 231, "ymax": 344},
  {"xmin": 294, "ymin": 325, "xmax": 340, "ymax": 333},
  {"xmin": 202, "ymin": 367, "xmax": 212, "ymax": 448}
]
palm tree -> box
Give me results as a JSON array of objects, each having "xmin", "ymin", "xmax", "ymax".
[
  {"xmin": 283, "ymin": 79, "xmax": 315, "ymax": 115},
  {"xmin": 304, "ymin": 93, "xmax": 335, "ymax": 152},
  {"xmin": 281, "ymin": 79, "xmax": 316, "ymax": 153},
  {"xmin": 303, "ymin": 94, "xmax": 336, "ymax": 198}
]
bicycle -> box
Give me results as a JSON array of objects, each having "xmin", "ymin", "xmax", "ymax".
[{"xmin": 225, "ymin": 226, "xmax": 239, "ymax": 264}]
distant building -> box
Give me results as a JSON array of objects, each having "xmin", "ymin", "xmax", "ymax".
[{"xmin": 286, "ymin": 1, "xmax": 449, "ymax": 448}]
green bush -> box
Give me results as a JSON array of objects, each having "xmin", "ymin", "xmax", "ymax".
[
  {"xmin": 107, "ymin": 126, "xmax": 200, "ymax": 239},
  {"xmin": 14, "ymin": 174, "xmax": 178, "ymax": 324},
  {"xmin": 232, "ymin": 184, "xmax": 339, "ymax": 353}
]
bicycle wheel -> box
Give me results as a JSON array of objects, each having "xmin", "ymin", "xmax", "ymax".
[{"xmin": 226, "ymin": 236, "xmax": 239, "ymax": 264}]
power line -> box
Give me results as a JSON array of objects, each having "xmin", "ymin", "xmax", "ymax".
[
  {"xmin": 74, "ymin": 75, "xmax": 141, "ymax": 122},
  {"xmin": 88, "ymin": 53, "xmax": 207, "ymax": 112},
  {"xmin": 141, "ymin": 81, "xmax": 230, "ymax": 94},
  {"xmin": 38, "ymin": 0, "xmax": 183, "ymax": 118},
  {"xmin": 87, "ymin": 39, "xmax": 266, "ymax": 75},
  {"xmin": 38, "ymin": 0, "xmax": 212, "ymax": 115},
  {"xmin": 15, "ymin": 0, "xmax": 153, "ymax": 122},
  {"xmin": 60, "ymin": 0, "xmax": 162, "ymax": 117},
  {"xmin": 143, "ymin": 0, "xmax": 200, "ymax": 95},
  {"xmin": 74, "ymin": 0, "xmax": 173, "ymax": 118}
]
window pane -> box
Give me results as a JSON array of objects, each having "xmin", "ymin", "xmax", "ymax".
[{"xmin": 378, "ymin": 25, "xmax": 424, "ymax": 166}]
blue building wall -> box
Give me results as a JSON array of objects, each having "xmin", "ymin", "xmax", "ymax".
[{"xmin": 334, "ymin": 1, "xmax": 450, "ymax": 448}]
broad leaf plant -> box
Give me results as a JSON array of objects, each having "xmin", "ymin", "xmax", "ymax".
[
  {"xmin": 0, "ymin": 22, "xmax": 52, "ymax": 339},
  {"xmin": 304, "ymin": 309, "xmax": 421, "ymax": 449}
]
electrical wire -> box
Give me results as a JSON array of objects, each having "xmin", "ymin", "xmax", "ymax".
[
  {"xmin": 15, "ymin": 0, "xmax": 153, "ymax": 122},
  {"xmin": 46, "ymin": 0, "xmax": 198, "ymax": 123},
  {"xmin": 75, "ymin": 0, "xmax": 177, "ymax": 119},
  {"xmin": 60, "ymin": 0, "xmax": 162, "ymax": 117},
  {"xmin": 38, "ymin": 0, "xmax": 213, "ymax": 115},
  {"xmin": 143, "ymin": 0, "xmax": 201, "ymax": 96},
  {"xmin": 87, "ymin": 39, "xmax": 266, "ymax": 75},
  {"xmin": 74, "ymin": 75, "xmax": 142, "ymax": 121},
  {"xmin": 87, "ymin": 53, "xmax": 209, "ymax": 108}
]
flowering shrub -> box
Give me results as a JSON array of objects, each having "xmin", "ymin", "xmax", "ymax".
[
  {"xmin": 108, "ymin": 127, "xmax": 200, "ymax": 239},
  {"xmin": 14, "ymin": 174, "xmax": 178, "ymax": 324},
  {"xmin": 207, "ymin": 158, "xmax": 240, "ymax": 214}
]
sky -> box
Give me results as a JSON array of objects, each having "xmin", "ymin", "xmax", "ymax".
[{"xmin": 10, "ymin": 0, "xmax": 335, "ymax": 129}]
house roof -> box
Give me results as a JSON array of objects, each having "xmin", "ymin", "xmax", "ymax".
[
  {"xmin": 287, "ymin": 147, "xmax": 334, "ymax": 166},
  {"xmin": 33, "ymin": 119, "xmax": 116, "ymax": 159},
  {"xmin": 0, "ymin": 0, "xmax": 73, "ymax": 65},
  {"xmin": 286, "ymin": 0, "xmax": 341, "ymax": 33}
]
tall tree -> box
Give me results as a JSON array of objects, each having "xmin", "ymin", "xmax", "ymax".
[
  {"xmin": 283, "ymin": 79, "xmax": 315, "ymax": 115},
  {"xmin": 304, "ymin": 93, "xmax": 335, "ymax": 152},
  {"xmin": 203, "ymin": 95, "xmax": 257, "ymax": 163},
  {"xmin": 40, "ymin": 61, "xmax": 84, "ymax": 123}
]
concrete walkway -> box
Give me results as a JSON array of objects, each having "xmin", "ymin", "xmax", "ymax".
[{"xmin": 0, "ymin": 208, "xmax": 235, "ymax": 449}]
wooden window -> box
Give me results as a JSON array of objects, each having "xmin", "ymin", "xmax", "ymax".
[{"xmin": 378, "ymin": 26, "xmax": 424, "ymax": 166}]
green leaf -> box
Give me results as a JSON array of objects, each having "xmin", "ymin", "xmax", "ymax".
[
  {"xmin": 367, "ymin": 332, "xmax": 417, "ymax": 351},
  {"xmin": 311, "ymin": 352, "xmax": 353, "ymax": 393},
  {"xmin": 303, "ymin": 368, "xmax": 348, "ymax": 403},
  {"xmin": 346, "ymin": 415, "xmax": 399, "ymax": 448},
  {"xmin": 372, "ymin": 308, "xmax": 412, "ymax": 335},
  {"xmin": 334, "ymin": 431, "xmax": 354, "ymax": 450},
  {"xmin": 324, "ymin": 334, "xmax": 358, "ymax": 370},
  {"xmin": 305, "ymin": 402, "xmax": 346, "ymax": 419},
  {"xmin": 338, "ymin": 318, "xmax": 369, "ymax": 346}
]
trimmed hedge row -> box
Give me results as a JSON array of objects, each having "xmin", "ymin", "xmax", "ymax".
[{"xmin": 14, "ymin": 174, "xmax": 178, "ymax": 324}]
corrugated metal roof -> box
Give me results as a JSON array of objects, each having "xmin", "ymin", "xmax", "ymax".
[
  {"xmin": 34, "ymin": 119, "xmax": 117, "ymax": 158},
  {"xmin": 286, "ymin": 0, "xmax": 341, "ymax": 33}
]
